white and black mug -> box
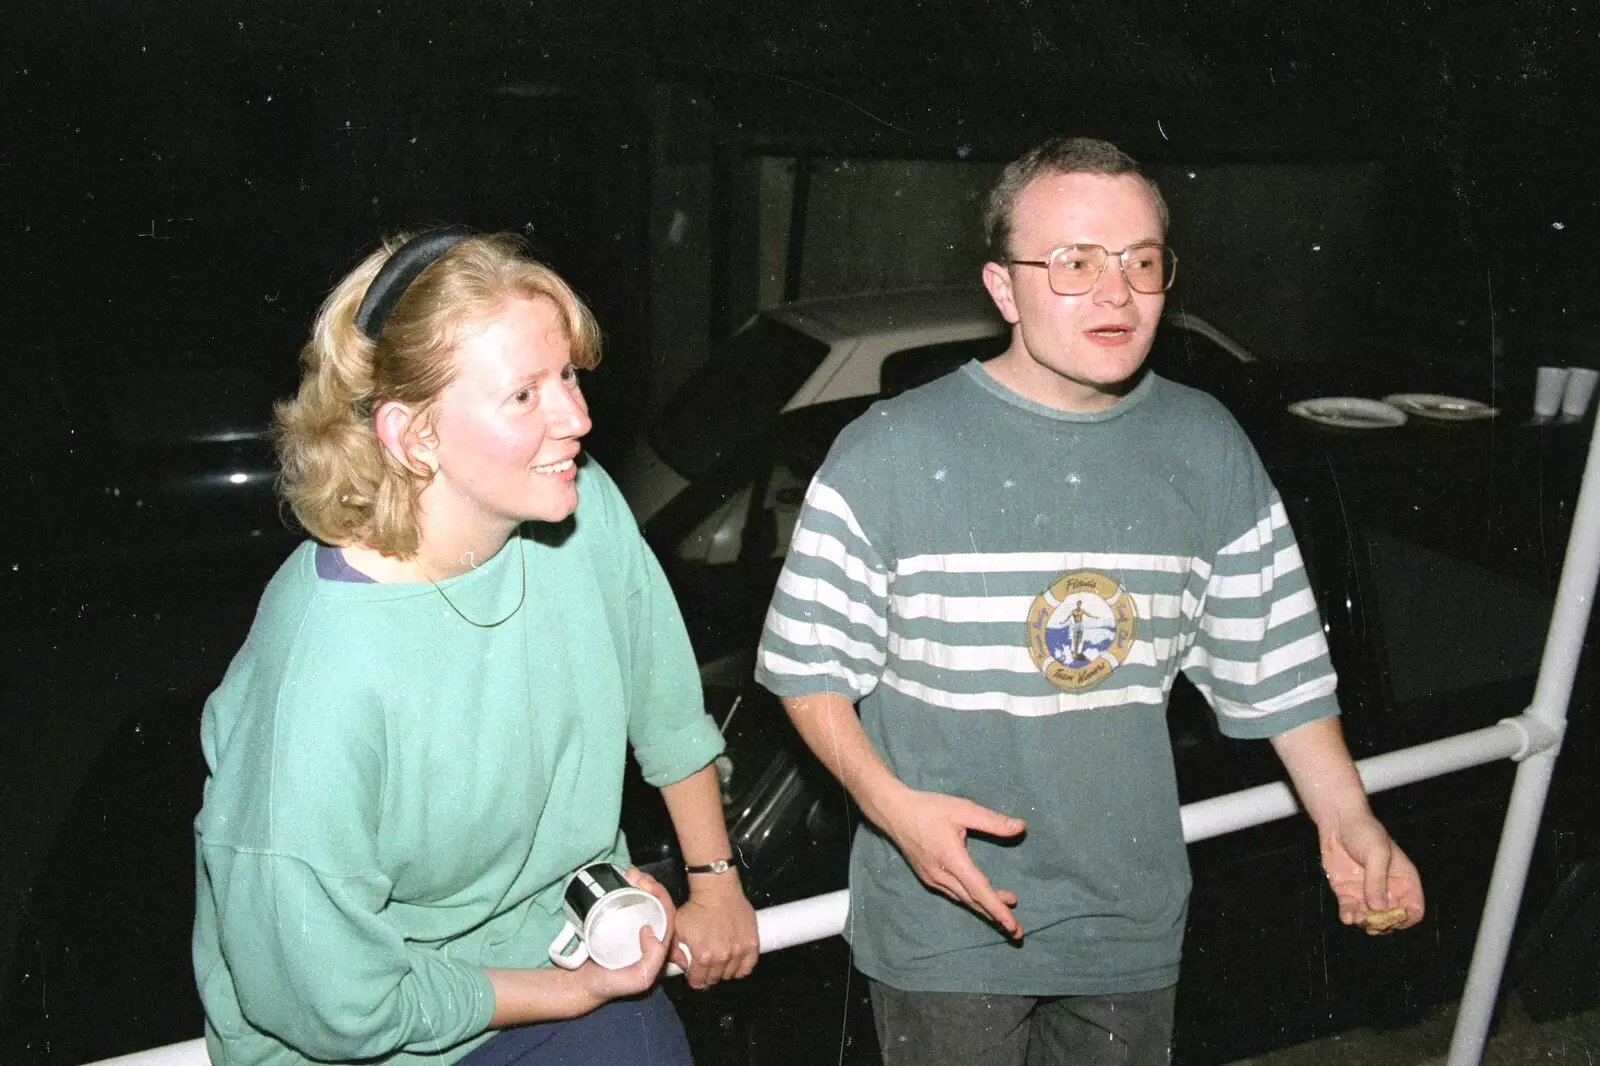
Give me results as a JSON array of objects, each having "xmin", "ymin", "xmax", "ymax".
[{"xmin": 547, "ymin": 861, "xmax": 668, "ymax": 970}]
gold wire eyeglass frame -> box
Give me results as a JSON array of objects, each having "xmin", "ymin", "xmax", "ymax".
[{"xmin": 1007, "ymin": 244, "xmax": 1179, "ymax": 296}]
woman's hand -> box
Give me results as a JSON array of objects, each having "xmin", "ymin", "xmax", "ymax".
[
  {"xmin": 575, "ymin": 867, "xmax": 678, "ymax": 1002},
  {"xmin": 673, "ymin": 869, "xmax": 760, "ymax": 989}
]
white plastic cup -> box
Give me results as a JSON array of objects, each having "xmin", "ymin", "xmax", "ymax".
[
  {"xmin": 1533, "ymin": 366, "xmax": 1570, "ymax": 418},
  {"xmin": 1560, "ymin": 367, "xmax": 1599, "ymax": 418}
]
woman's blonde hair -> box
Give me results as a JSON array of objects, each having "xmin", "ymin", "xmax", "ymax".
[{"xmin": 275, "ymin": 231, "xmax": 602, "ymax": 557}]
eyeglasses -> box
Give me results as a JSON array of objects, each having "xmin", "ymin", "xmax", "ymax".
[{"xmin": 1007, "ymin": 243, "xmax": 1178, "ymax": 296}]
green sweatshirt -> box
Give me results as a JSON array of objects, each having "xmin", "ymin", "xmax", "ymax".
[{"xmin": 193, "ymin": 462, "xmax": 723, "ymax": 1066}]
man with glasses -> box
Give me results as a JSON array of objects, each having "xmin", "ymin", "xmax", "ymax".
[{"xmin": 755, "ymin": 137, "xmax": 1424, "ymax": 1065}]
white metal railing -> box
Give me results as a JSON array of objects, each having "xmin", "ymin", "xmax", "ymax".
[
  {"xmin": 1444, "ymin": 403, "xmax": 1600, "ymax": 1065},
  {"xmin": 83, "ymin": 415, "xmax": 1600, "ymax": 1066}
]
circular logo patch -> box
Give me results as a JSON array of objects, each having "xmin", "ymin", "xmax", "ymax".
[{"xmin": 1025, "ymin": 570, "xmax": 1140, "ymax": 690}]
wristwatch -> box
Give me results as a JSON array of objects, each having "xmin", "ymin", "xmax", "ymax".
[{"xmin": 684, "ymin": 858, "xmax": 735, "ymax": 875}]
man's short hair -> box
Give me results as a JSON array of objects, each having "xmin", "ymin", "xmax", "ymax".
[{"xmin": 983, "ymin": 137, "xmax": 1170, "ymax": 262}]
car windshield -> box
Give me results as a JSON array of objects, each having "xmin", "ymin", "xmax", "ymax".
[{"xmin": 648, "ymin": 316, "xmax": 830, "ymax": 484}]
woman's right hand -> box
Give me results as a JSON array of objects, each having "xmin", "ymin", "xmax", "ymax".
[
  {"xmin": 577, "ymin": 867, "xmax": 677, "ymax": 1003},
  {"xmin": 487, "ymin": 867, "xmax": 678, "ymax": 1024}
]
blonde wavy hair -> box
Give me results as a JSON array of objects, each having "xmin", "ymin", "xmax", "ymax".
[{"xmin": 275, "ymin": 231, "xmax": 602, "ymax": 557}]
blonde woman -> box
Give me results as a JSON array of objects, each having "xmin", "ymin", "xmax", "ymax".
[{"xmin": 194, "ymin": 229, "xmax": 757, "ymax": 1066}]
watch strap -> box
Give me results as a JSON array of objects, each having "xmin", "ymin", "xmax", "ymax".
[{"xmin": 684, "ymin": 858, "xmax": 734, "ymax": 875}]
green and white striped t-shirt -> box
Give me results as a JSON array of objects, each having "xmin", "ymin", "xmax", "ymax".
[{"xmin": 755, "ymin": 361, "xmax": 1338, "ymax": 995}]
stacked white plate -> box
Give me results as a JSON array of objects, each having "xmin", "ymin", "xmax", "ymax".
[
  {"xmin": 1287, "ymin": 393, "xmax": 1497, "ymax": 428},
  {"xmin": 1381, "ymin": 393, "xmax": 1498, "ymax": 421},
  {"xmin": 1287, "ymin": 397, "xmax": 1407, "ymax": 429}
]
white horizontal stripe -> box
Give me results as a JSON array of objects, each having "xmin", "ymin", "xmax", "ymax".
[
  {"xmin": 881, "ymin": 671, "xmax": 1170, "ymax": 716},
  {"xmin": 776, "ymin": 568, "xmax": 889, "ymax": 637},
  {"xmin": 892, "ymin": 592, "xmax": 1035, "ymax": 623},
  {"xmin": 1210, "ymin": 567, "xmax": 1271, "ymax": 599},
  {"xmin": 1254, "ymin": 631, "xmax": 1332, "ymax": 681},
  {"xmin": 1217, "ymin": 500, "xmax": 1290, "ymax": 556},
  {"xmin": 1265, "ymin": 586, "xmax": 1319, "ymax": 633},
  {"xmin": 1219, "ymin": 515, "xmax": 1272, "ymax": 557},
  {"xmin": 766, "ymin": 609, "xmax": 887, "ymax": 668},
  {"xmin": 1183, "ymin": 631, "xmax": 1330, "ymax": 686},
  {"xmin": 1198, "ymin": 587, "xmax": 1319, "ymax": 642},
  {"xmin": 894, "ymin": 590, "xmax": 1188, "ymax": 624},
  {"xmin": 1209, "ymin": 547, "xmax": 1305, "ymax": 599},
  {"xmin": 889, "ymin": 635, "xmax": 1039, "ymax": 673},
  {"xmin": 758, "ymin": 647, "xmax": 880, "ymax": 697},
  {"xmin": 790, "ymin": 526, "xmax": 890, "ymax": 599},
  {"xmin": 896, "ymin": 550, "xmax": 1199, "ymax": 578},
  {"xmin": 1126, "ymin": 591, "xmax": 1188, "ymax": 622},
  {"xmin": 805, "ymin": 480, "xmax": 872, "ymax": 546},
  {"xmin": 886, "ymin": 633, "xmax": 1185, "ymax": 673},
  {"xmin": 1198, "ymin": 673, "xmax": 1338, "ymax": 721}
]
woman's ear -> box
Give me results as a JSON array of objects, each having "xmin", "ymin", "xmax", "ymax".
[{"xmin": 374, "ymin": 401, "xmax": 438, "ymax": 476}]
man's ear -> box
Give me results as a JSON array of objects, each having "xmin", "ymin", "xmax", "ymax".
[
  {"xmin": 374, "ymin": 400, "xmax": 438, "ymax": 476},
  {"xmin": 982, "ymin": 260, "xmax": 1021, "ymax": 325}
]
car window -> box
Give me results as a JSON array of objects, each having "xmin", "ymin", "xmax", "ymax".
[
  {"xmin": 24, "ymin": 339, "xmax": 279, "ymax": 448},
  {"xmin": 1361, "ymin": 526, "xmax": 1551, "ymax": 706},
  {"xmin": 669, "ymin": 461, "xmax": 809, "ymax": 567},
  {"xmin": 1144, "ymin": 324, "xmax": 1239, "ymax": 384},
  {"xmin": 648, "ymin": 318, "xmax": 830, "ymax": 484},
  {"xmin": 108, "ymin": 357, "xmax": 274, "ymax": 447},
  {"xmin": 0, "ymin": 339, "xmax": 286, "ymax": 552},
  {"xmin": 880, "ymin": 334, "xmax": 1009, "ymax": 395}
]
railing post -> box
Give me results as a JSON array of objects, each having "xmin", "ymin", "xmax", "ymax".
[{"xmin": 1447, "ymin": 412, "xmax": 1600, "ymax": 1066}]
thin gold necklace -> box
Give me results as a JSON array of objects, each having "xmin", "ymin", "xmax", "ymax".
[{"xmin": 426, "ymin": 539, "xmax": 528, "ymax": 628}]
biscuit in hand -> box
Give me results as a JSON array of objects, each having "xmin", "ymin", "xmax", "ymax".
[{"xmin": 1363, "ymin": 906, "xmax": 1408, "ymax": 934}]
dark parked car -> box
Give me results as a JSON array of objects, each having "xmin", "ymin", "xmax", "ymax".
[{"xmin": 2, "ymin": 320, "xmax": 1596, "ymax": 1066}]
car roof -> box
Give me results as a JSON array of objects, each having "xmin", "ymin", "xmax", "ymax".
[{"xmin": 767, "ymin": 285, "xmax": 1004, "ymax": 341}]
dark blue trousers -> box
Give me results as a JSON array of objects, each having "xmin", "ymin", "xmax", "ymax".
[{"xmin": 454, "ymin": 987, "xmax": 692, "ymax": 1066}]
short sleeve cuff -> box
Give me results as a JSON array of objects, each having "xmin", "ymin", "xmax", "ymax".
[
  {"xmin": 754, "ymin": 658, "xmax": 875, "ymax": 704},
  {"xmin": 1214, "ymin": 691, "xmax": 1340, "ymax": 741}
]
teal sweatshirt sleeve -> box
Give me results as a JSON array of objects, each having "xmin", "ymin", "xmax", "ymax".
[
  {"xmin": 200, "ymin": 845, "xmax": 495, "ymax": 1060},
  {"xmin": 582, "ymin": 461, "xmax": 723, "ymax": 786},
  {"xmin": 196, "ymin": 639, "xmax": 495, "ymax": 1061}
]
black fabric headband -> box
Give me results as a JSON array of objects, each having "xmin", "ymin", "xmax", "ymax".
[{"xmin": 352, "ymin": 226, "xmax": 472, "ymax": 341}]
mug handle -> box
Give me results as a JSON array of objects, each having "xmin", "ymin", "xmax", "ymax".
[
  {"xmin": 664, "ymin": 941, "xmax": 693, "ymax": 978},
  {"xmin": 548, "ymin": 920, "xmax": 589, "ymax": 969}
]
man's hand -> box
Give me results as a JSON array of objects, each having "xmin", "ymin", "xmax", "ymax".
[
  {"xmin": 877, "ymin": 788, "xmax": 1026, "ymax": 938},
  {"xmin": 778, "ymin": 693, "xmax": 1026, "ymax": 938},
  {"xmin": 673, "ymin": 870, "xmax": 760, "ymax": 990},
  {"xmin": 1320, "ymin": 813, "xmax": 1426, "ymax": 934},
  {"xmin": 1269, "ymin": 716, "xmax": 1425, "ymax": 935}
]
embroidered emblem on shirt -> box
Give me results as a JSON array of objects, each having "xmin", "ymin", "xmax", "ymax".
[{"xmin": 1025, "ymin": 570, "xmax": 1140, "ymax": 690}]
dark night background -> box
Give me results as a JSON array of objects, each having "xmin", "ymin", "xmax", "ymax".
[
  {"xmin": 3, "ymin": 0, "xmax": 1596, "ymax": 444},
  {"xmin": 3, "ymin": 1, "xmax": 1599, "ymax": 1064}
]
